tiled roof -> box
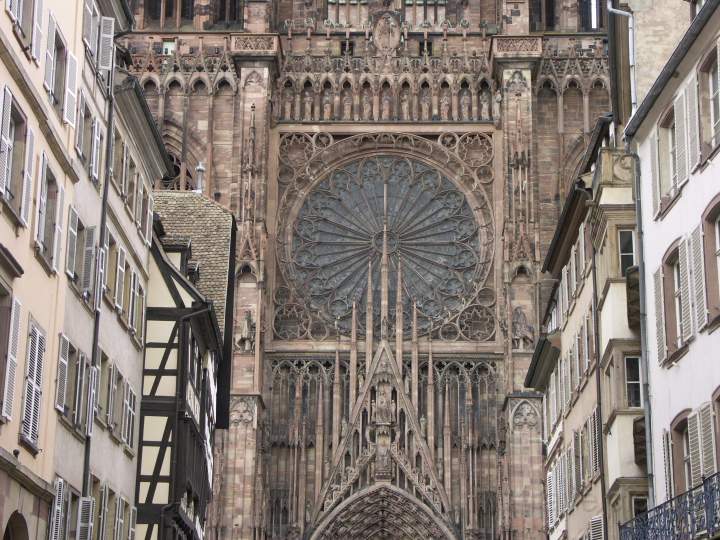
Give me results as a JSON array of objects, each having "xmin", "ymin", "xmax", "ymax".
[{"xmin": 153, "ymin": 191, "xmax": 234, "ymax": 338}]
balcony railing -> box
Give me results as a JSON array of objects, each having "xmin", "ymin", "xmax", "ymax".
[{"xmin": 620, "ymin": 472, "xmax": 720, "ymax": 540}]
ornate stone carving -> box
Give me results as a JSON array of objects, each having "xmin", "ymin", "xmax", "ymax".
[
  {"xmin": 512, "ymin": 402, "xmax": 538, "ymax": 431},
  {"xmin": 230, "ymin": 396, "xmax": 257, "ymax": 426}
]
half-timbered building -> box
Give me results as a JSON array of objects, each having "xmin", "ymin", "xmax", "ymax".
[{"xmin": 136, "ymin": 191, "xmax": 234, "ymax": 540}]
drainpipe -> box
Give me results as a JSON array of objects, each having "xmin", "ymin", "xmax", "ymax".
[
  {"xmin": 607, "ymin": 0, "xmax": 637, "ymax": 114},
  {"xmin": 630, "ymin": 146, "xmax": 655, "ymax": 507}
]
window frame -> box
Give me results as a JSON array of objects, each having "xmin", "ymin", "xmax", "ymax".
[
  {"xmin": 618, "ymin": 228, "xmax": 636, "ymax": 278},
  {"xmin": 624, "ymin": 355, "xmax": 642, "ymax": 408}
]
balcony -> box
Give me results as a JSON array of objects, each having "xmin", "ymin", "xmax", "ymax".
[{"xmin": 620, "ymin": 472, "xmax": 720, "ymax": 539}]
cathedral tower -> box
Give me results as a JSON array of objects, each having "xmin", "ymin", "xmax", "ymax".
[{"xmin": 125, "ymin": 0, "xmax": 611, "ymax": 536}]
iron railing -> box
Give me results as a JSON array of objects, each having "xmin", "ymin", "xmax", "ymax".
[{"xmin": 620, "ymin": 472, "xmax": 720, "ymax": 540}]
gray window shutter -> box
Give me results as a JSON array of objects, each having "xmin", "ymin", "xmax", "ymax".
[
  {"xmin": 75, "ymin": 91, "xmax": 85, "ymax": 157},
  {"xmin": 34, "ymin": 153, "xmax": 47, "ymax": 247},
  {"xmin": 81, "ymin": 226, "xmax": 96, "ymax": 295},
  {"xmin": 82, "ymin": 0, "xmax": 93, "ymax": 49},
  {"xmin": 55, "ymin": 334, "xmax": 69, "ymax": 412},
  {"xmin": 650, "ymin": 129, "xmax": 660, "ymax": 216},
  {"xmin": 98, "ymin": 16, "xmax": 115, "ymax": 72},
  {"xmin": 98, "ymin": 484, "xmax": 109, "ymax": 540},
  {"xmin": 115, "ymin": 247, "xmax": 125, "ymax": 310},
  {"xmin": 106, "ymin": 364, "xmax": 115, "ymax": 427},
  {"xmin": 145, "ymin": 193, "xmax": 154, "ymax": 245},
  {"xmin": 699, "ymin": 402, "xmax": 717, "ymax": 478},
  {"xmin": 48, "ymin": 478, "xmax": 66, "ymax": 540},
  {"xmin": 691, "ymin": 225, "xmax": 708, "ymax": 330},
  {"xmin": 90, "ymin": 119, "xmax": 101, "ymax": 181},
  {"xmin": 77, "ymin": 496, "xmax": 96, "ymax": 540},
  {"xmin": 65, "ymin": 206, "xmax": 78, "ymax": 278},
  {"xmin": 1, "ymin": 297, "xmax": 21, "ymax": 420},
  {"xmin": 128, "ymin": 507, "xmax": 136, "ymax": 540},
  {"xmin": 30, "ymin": 0, "xmax": 43, "ymax": 61},
  {"xmin": 589, "ymin": 515, "xmax": 603, "ymax": 540},
  {"xmin": 654, "ymin": 268, "xmax": 666, "ymax": 363},
  {"xmin": 679, "ymin": 238, "xmax": 693, "ymax": 341},
  {"xmin": 662, "ymin": 429, "xmax": 674, "ymax": 500},
  {"xmin": 85, "ymin": 365, "xmax": 98, "ymax": 436},
  {"xmin": 567, "ymin": 444, "xmax": 575, "ymax": 505},
  {"xmin": 546, "ymin": 470, "xmax": 554, "ymax": 527},
  {"xmin": 51, "ymin": 184, "xmax": 64, "ymax": 272},
  {"xmin": 674, "ymin": 92, "xmax": 688, "ymax": 186},
  {"xmin": 73, "ymin": 353, "xmax": 87, "ymax": 426},
  {"xmin": 43, "ymin": 14, "xmax": 56, "ymax": 92},
  {"xmin": 19, "ymin": 125, "xmax": 34, "ymax": 226},
  {"xmin": 63, "ymin": 52, "xmax": 78, "ymax": 127},
  {"xmin": 22, "ymin": 322, "xmax": 45, "ymax": 442},
  {"xmin": 686, "ymin": 75, "xmax": 700, "ymax": 171},
  {"xmin": 0, "ymin": 86, "xmax": 13, "ymax": 199},
  {"xmin": 128, "ymin": 271, "xmax": 137, "ymax": 328},
  {"xmin": 95, "ymin": 246, "xmax": 105, "ymax": 312},
  {"xmin": 688, "ymin": 410, "xmax": 702, "ymax": 488}
]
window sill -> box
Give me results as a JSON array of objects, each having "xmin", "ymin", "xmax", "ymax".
[
  {"xmin": 58, "ymin": 412, "xmax": 88, "ymax": 443},
  {"xmin": 11, "ymin": 23, "xmax": 31, "ymax": 62},
  {"xmin": 1, "ymin": 197, "xmax": 24, "ymax": 229},
  {"xmin": 699, "ymin": 139, "xmax": 720, "ymax": 170},
  {"xmin": 663, "ymin": 341, "xmax": 690, "ymax": 367},
  {"xmin": 33, "ymin": 245, "xmax": 55, "ymax": 277},
  {"xmin": 18, "ymin": 433, "xmax": 39, "ymax": 456},
  {"xmin": 68, "ymin": 281, "xmax": 96, "ymax": 315},
  {"xmin": 655, "ymin": 184, "xmax": 684, "ymax": 221},
  {"xmin": 705, "ymin": 308, "xmax": 720, "ymax": 334}
]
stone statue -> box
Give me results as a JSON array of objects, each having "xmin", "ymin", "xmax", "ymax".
[
  {"xmin": 283, "ymin": 88, "xmax": 293, "ymax": 120},
  {"xmin": 420, "ymin": 87, "xmax": 431, "ymax": 120},
  {"xmin": 342, "ymin": 92, "xmax": 352, "ymax": 120},
  {"xmin": 381, "ymin": 92, "xmax": 391, "ymax": 120},
  {"xmin": 480, "ymin": 90, "xmax": 491, "ymax": 121},
  {"xmin": 400, "ymin": 90, "xmax": 410, "ymax": 121},
  {"xmin": 511, "ymin": 306, "xmax": 534, "ymax": 350},
  {"xmin": 322, "ymin": 92, "xmax": 333, "ymax": 120},
  {"xmin": 341, "ymin": 418, "xmax": 348, "ymax": 437},
  {"xmin": 460, "ymin": 90, "xmax": 471, "ymax": 121},
  {"xmin": 358, "ymin": 372, "xmax": 365, "ymax": 389},
  {"xmin": 238, "ymin": 310, "xmax": 255, "ymax": 352},
  {"xmin": 440, "ymin": 89, "xmax": 450, "ymax": 121},
  {"xmin": 493, "ymin": 89, "xmax": 502, "ymax": 122},
  {"xmin": 419, "ymin": 415, "xmax": 427, "ymax": 438},
  {"xmin": 376, "ymin": 386, "xmax": 393, "ymax": 424},
  {"xmin": 362, "ymin": 90, "xmax": 372, "ymax": 120},
  {"xmin": 303, "ymin": 90, "xmax": 313, "ymax": 121}
]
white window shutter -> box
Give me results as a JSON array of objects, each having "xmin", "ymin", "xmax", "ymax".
[
  {"xmin": 22, "ymin": 323, "xmax": 45, "ymax": 443},
  {"xmin": 73, "ymin": 353, "xmax": 87, "ymax": 426},
  {"xmin": 77, "ymin": 496, "xmax": 96, "ymax": 540},
  {"xmin": 113, "ymin": 498, "xmax": 125, "ymax": 540},
  {"xmin": 63, "ymin": 52, "xmax": 78, "ymax": 127},
  {"xmin": 654, "ymin": 268, "xmax": 666, "ymax": 363},
  {"xmin": 82, "ymin": 0, "xmax": 93, "ymax": 49},
  {"xmin": 75, "ymin": 91, "xmax": 85, "ymax": 157},
  {"xmin": 1, "ymin": 297, "xmax": 21, "ymax": 420},
  {"xmin": 65, "ymin": 206, "xmax": 78, "ymax": 278},
  {"xmin": 55, "ymin": 334, "xmax": 69, "ymax": 412},
  {"xmin": 691, "ymin": 225, "xmax": 708, "ymax": 330},
  {"xmin": 145, "ymin": 193, "xmax": 154, "ymax": 245},
  {"xmin": 98, "ymin": 485, "xmax": 109, "ymax": 540},
  {"xmin": 95, "ymin": 246, "xmax": 105, "ymax": 312},
  {"xmin": 589, "ymin": 515, "xmax": 604, "ymax": 540},
  {"xmin": 650, "ymin": 129, "xmax": 660, "ymax": 216},
  {"xmin": 106, "ymin": 364, "xmax": 115, "ymax": 427},
  {"xmin": 51, "ymin": 184, "xmax": 64, "ymax": 272},
  {"xmin": 19, "ymin": 126, "xmax": 34, "ymax": 226},
  {"xmin": 699, "ymin": 402, "xmax": 717, "ymax": 478},
  {"xmin": 30, "ymin": 0, "xmax": 43, "ymax": 61},
  {"xmin": 686, "ymin": 76, "xmax": 701, "ymax": 171},
  {"xmin": 567, "ymin": 443, "xmax": 575, "ymax": 504},
  {"xmin": 90, "ymin": 119, "xmax": 101, "ymax": 181},
  {"xmin": 81, "ymin": 226, "xmax": 96, "ymax": 296},
  {"xmin": 546, "ymin": 470, "xmax": 554, "ymax": 528},
  {"xmin": 574, "ymin": 430, "xmax": 582, "ymax": 489},
  {"xmin": 674, "ymin": 92, "xmax": 689, "ymax": 186},
  {"xmin": 43, "ymin": 14, "xmax": 56, "ymax": 92},
  {"xmin": 128, "ymin": 271, "xmax": 137, "ymax": 328},
  {"xmin": 688, "ymin": 410, "xmax": 702, "ymax": 488},
  {"xmin": 662, "ymin": 429, "xmax": 674, "ymax": 500},
  {"xmin": 120, "ymin": 379, "xmax": 129, "ymax": 442},
  {"xmin": 115, "ymin": 247, "xmax": 125, "ymax": 310},
  {"xmin": 48, "ymin": 478, "xmax": 66, "ymax": 540},
  {"xmin": 98, "ymin": 16, "xmax": 115, "ymax": 72},
  {"xmin": 0, "ymin": 86, "xmax": 13, "ymax": 199},
  {"xmin": 120, "ymin": 144, "xmax": 128, "ymax": 196},
  {"xmin": 128, "ymin": 507, "xmax": 136, "ymax": 540},
  {"xmin": 85, "ymin": 365, "xmax": 98, "ymax": 436},
  {"xmin": 679, "ymin": 238, "xmax": 693, "ymax": 341}
]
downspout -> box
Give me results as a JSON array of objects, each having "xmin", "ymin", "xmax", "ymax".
[
  {"xmin": 607, "ymin": 0, "xmax": 637, "ymax": 113},
  {"xmin": 630, "ymin": 144, "xmax": 656, "ymax": 507}
]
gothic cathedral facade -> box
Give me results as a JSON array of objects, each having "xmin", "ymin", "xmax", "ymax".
[{"xmin": 125, "ymin": 0, "xmax": 610, "ymax": 537}]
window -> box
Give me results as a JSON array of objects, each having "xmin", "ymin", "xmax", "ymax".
[
  {"xmin": 97, "ymin": 350, "xmax": 110, "ymax": 421},
  {"xmin": 0, "ymin": 87, "xmax": 34, "ymax": 225},
  {"xmin": 619, "ymin": 229, "xmax": 636, "ymax": 277},
  {"xmin": 82, "ymin": 1, "xmax": 115, "ymax": 73},
  {"xmin": 54, "ymin": 336, "xmax": 96, "ymax": 433},
  {"xmin": 104, "ymin": 231, "xmax": 118, "ymax": 302},
  {"xmin": 692, "ymin": 0, "xmax": 707, "ymax": 18},
  {"xmin": 6, "ymin": 0, "xmax": 43, "ymax": 61},
  {"xmin": 111, "ymin": 131, "xmax": 123, "ymax": 190},
  {"xmin": 631, "ymin": 496, "xmax": 648, "ymax": 517},
  {"xmin": 35, "ymin": 153, "xmax": 65, "ymax": 271},
  {"xmin": 673, "ymin": 260, "xmax": 683, "ymax": 347},
  {"xmin": 579, "ymin": 0, "xmax": 603, "ymax": 30},
  {"xmin": 75, "ymin": 92, "xmax": 92, "ymax": 160},
  {"xmin": 624, "ymin": 356, "xmax": 642, "ymax": 407},
  {"xmin": 700, "ymin": 49, "xmax": 720, "ymax": 153},
  {"xmin": 65, "ymin": 207, "xmax": 96, "ymax": 300},
  {"xmin": 655, "ymin": 243, "xmax": 692, "ymax": 363},
  {"xmin": 89, "ymin": 119, "xmax": 104, "ymax": 185},
  {"xmin": 0, "ymin": 292, "xmax": 21, "ymax": 422},
  {"xmin": 121, "ymin": 380, "xmax": 136, "ymax": 446},
  {"xmin": 48, "ymin": 479, "xmax": 97, "ymax": 540},
  {"xmin": 44, "ymin": 16, "xmax": 78, "ymax": 126},
  {"xmin": 126, "ymin": 163, "xmax": 137, "ymax": 216},
  {"xmin": 133, "ymin": 281, "xmax": 145, "ymax": 338},
  {"xmin": 20, "ymin": 317, "xmax": 45, "ymax": 446}
]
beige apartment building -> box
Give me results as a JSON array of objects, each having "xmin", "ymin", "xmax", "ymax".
[{"xmin": 1, "ymin": 0, "xmax": 171, "ymax": 539}]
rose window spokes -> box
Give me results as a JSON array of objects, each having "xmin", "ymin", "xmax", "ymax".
[{"xmin": 285, "ymin": 155, "xmax": 487, "ymax": 336}]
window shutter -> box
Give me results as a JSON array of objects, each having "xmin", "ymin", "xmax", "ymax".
[
  {"xmin": 145, "ymin": 193, "xmax": 154, "ymax": 245},
  {"xmin": 128, "ymin": 507, "xmax": 136, "ymax": 540},
  {"xmin": 127, "ymin": 387, "xmax": 136, "ymax": 446},
  {"xmin": 662, "ymin": 429, "xmax": 674, "ymax": 500},
  {"xmin": 85, "ymin": 365, "xmax": 98, "ymax": 436},
  {"xmin": 589, "ymin": 515, "xmax": 604, "ymax": 540},
  {"xmin": 51, "ymin": 184, "xmax": 64, "ymax": 272},
  {"xmin": 0, "ymin": 86, "xmax": 13, "ymax": 199},
  {"xmin": 30, "ymin": 0, "xmax": 43, "ymax": 61},
  {"xmin": 128, "ymin": 271, "xmax": 137, "ymax": 328},
  {"xmin": 20, "ymin": 126, "xmax": 34, "ymax": 226},
  {"xmin": 55, "ymin": 334, "xmax": 69, "ymax": 412},
  {"xmin": 75, "ymin": 91, "xmax": 85, "ymax": 157},
  {"xmin": 22, "ymin": 323, "xmax": 45, "ymax": 442},
  {"xmin": 113, "ymin": 498, "xmax": 124, "ymax": 540},
  {"xmin": 7, "ymin": 0, "xmax": 21, "ymax": 23},
  {"xmin": 699, "ymin": 402, "xmax": 717, "ymax": 478},
  {"xmin": 98, "ymin": 17, "xmax": 115, "ymax": 72},
  {"xmin": 650, "ymin": 129, "xmax": 660, "ymax": 215},
  {"xmin": 574, "ymin": 430, "xmax": 582, "ymax": 489},
  {"xmin": 1, "ymin": 297, "xmax": 21, "ymax": 420},
  {"xmin": 120, "ymin": 144, "xmax": 128, "ymax": 196},
  {"xmin": 590, "ymin": 409, "xmax": 600, "ymax": 475},
  {"xmin": 95, "ymin": 246, "xmax": 105, "ymax": 312},
  {"xmin": 106, "ymin": 364, "xmax": 115, "ymax": 427},
  {"xmin": 91, "ymin": 120, "xmax": 101, "ymax": 181},
  {"xmin": 81, "ymin": 226, "xmax": 96, "ymax": 295},
  {"xmin": 63, "ymin": 52, "xmax": 78, "ymax": 127},
  {"xmin": 546, "ymin": 470, "xmax": 554, "ymax": 527},
  {"xmin": 567, "ymin": 444, "xmax": 575, "ymax": 505},
  {"xmin": 674, "ymin": 92, "xmax": 689, "ymax": 186},
  {"xmin": 120, "ymin": 380, "xmax": 129, "ymax": 443},
  {"xmin": 679, "ymin": 238, "xmax": 693, "ymax": 341},
  {"xmin": 115, "ymin": 248, "xmax": 125, "ymax": 310},
  {"xmin": 82, "ymin": 0, "xmax": 93, "ymax": 49},
  {"xmin": 686, "ymin": 76, "xmax": 700, "ymax": 171},
  {"xmin": 43, "ymin": 14, "xmax": 56, "ymax": 92},
  {"xmin": 48, "ymin": 478, "xmax": 66, "ymax": 540},
  {"xmin": 688, "ymin": 410, "xmax": 702, "ymax": 488},
  {"xmin": 73, "ymin": 353, "xmax": 87, "ymax": 427},
  {"xmin": 98, "ymin": 484, "xmax": 109, "ymax": 540},
  {"xmin": 654, "ymin": 268, "xmax": 666, "ymax": 363},
  {"xmin": 65, "ymin": 206, "xmax": 78, "ymax": 278},
  {"xmin": 77, "ymin": 496, "xmax": 96, "ymax": 540},
  {"xmin": 691, "ymin": 225, "xmax": 708, "ymax": 330}
]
